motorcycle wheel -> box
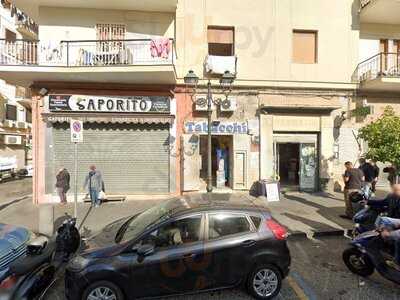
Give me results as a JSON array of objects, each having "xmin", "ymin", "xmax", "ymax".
[{"xmin": 343, "ymin": 247, "xmax": 374, "ymax": 277}]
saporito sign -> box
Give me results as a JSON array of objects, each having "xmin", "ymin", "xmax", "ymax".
[{"xmin": 49, "ymin": 95, "xmax": 170, "ymax": 113}]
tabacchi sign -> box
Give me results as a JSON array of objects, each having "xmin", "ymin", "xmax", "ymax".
[{"xmin": 49, "ymin": 95, "xmax": 170, "ymax": 113}]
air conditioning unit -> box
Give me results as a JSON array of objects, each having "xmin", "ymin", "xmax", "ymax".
[
  {"xmin": 3, "ymin": 120, "xmax": 16, "ymax": 128},
  {"xmin": 195, "ymin": 95, "xmax": 214, "ymax": 111},
  {"xmin": 220, "ymin": 96, "xmax": 237, "ymax": 112},
  {"xmin": 4, "ymin": 135, "xmax": 22, "ymax": 145},
  {"xmin": 17, "ymin": 121, "xmax": 27, "ymax": 129}
]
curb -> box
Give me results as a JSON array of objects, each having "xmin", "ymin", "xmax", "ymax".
[{"xmin": 288, "ymin": 228, "xmax": 353, "ymax": 240}]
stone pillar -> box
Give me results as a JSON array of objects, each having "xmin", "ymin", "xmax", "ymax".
[
  {"xmin": 320, "ymin": 115, "xmax": 335, "ymax": 191},
  {"xmin": 260, "ymin": 114, "xmax": 274, "ymax": 180}
]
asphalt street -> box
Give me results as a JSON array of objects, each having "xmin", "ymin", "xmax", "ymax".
[{"xmin": 43, "ymin": 235, "xmax": 400, "ymax": 300}]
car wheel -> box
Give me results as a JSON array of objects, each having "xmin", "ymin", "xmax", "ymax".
[
  {"xmin": 82, "ymin": 281, "xmax": 124, "ymax": 300},
  {"xmin": 343, "ymin": 247, "xmax": 374, "ymax": 277},
  {"xmin": 247, "ymin": 264, "xmax": 282, "ymax": 299}
]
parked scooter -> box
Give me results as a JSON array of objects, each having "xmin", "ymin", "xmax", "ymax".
[
  {"xmin": 343, "ymin": 229, "xmax": 400, "ymax": 284},
  {"xmin": 0, "ymin": 218, "xmax": 80, "ymax": 300}
]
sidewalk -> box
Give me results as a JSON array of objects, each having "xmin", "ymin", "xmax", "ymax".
[{"xmin": 0, "ymin": 189, "xmax": 359, "ymax": 238}]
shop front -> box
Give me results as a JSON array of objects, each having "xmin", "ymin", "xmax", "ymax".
[
  {"xmin": 181, "ymin": 118, "xmax": 259, "ymax": 192},
  {"xmin": 259, "ymin": 94, "xmax": 341, "ymax": 192},
  {"xmin": 37, "ymin": 93, "xmax": 176, "ymax": 202}
]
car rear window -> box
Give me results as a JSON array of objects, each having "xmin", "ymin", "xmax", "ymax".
[
  {"xmin": 208, "ymin": 213, "xmax": 251, "ymax": 240},
  {"xmin": 250, "ymin": 216, "xmax": 262, "ymax": 230}
]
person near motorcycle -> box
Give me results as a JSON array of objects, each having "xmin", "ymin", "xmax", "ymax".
[
  {"xmin": 368, "ymin": 184, "xmax": 400, "ymax": 270},
  {"xmin": 342, "ymin": 161, "xmax": 365, "ymax": 219}
]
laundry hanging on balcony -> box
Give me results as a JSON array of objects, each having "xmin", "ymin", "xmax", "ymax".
[
  {"xmin": 39, "ymin": 40, "xmax": 64, "ymax": 65},
  {"xmin": 150, "ymin": 38, "xmax": 171, "ymax": 59}
]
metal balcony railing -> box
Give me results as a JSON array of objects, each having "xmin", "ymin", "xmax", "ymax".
[
  {"xmin": 0, "ymin": 38, "xmax": 175, "ymax": 67},
  {"xmin": 352, "ymin": 52, "xmax": 400, "ymax": 82}
]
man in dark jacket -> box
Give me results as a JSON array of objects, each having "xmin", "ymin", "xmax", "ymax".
[
  {"xmin": 359, "ymin": 158, "xmax": 376, "ymax": 194},
  {"xmin": 55, "ymin": 168, "xmax": 70, "ymax": 205},
  {"xmin": 342, "ymin": 161, "xmax": 364, "ymax": 219}
]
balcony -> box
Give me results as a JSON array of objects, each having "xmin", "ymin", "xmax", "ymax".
[
  {"xmin": 359, "ymin": 0, "xmax": 400, "ymax": 25},
  {"xmin": 12, "ymin": 0, "xmax": 177, "ymax": 19},
  {"xmin": 0, "ymin": 39, "xmax": 176, "ymax": 86},
  {"xmin": 353, "ymin": 52, "xmax": 400, "ymax": 92}
]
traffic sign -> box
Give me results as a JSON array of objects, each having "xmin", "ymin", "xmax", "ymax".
[{"xmin": 70, "ymin": 119, "xmax": 83, "ymax": 143}]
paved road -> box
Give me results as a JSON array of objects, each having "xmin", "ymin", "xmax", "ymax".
[{"xmin": 43, "ymin": 235, "xmax": 400, "ymax": 300}]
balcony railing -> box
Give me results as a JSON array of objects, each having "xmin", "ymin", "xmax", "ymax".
[
  {"xmin": 0, "ymin": 38, "xmax": 175, "ymax": 67},
  {"xmin": 352, "ymin": 52, "xmax": 400, "ymax": 82}
]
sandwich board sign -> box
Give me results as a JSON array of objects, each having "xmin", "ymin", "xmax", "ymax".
[{"xmin": 70, "ymin": 119, "xmax": 83, "ymax": 143}]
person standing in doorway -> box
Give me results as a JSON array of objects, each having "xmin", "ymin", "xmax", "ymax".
[
  {"xmin": 56, "ymin": 168, "xmax": 70, "ymax": 205},
  {"xmin": 83, "ymin": 165, "xmax": 103, "ymax": 208},
  {"xmin": 341, "ymin": 161, "xmax": 364, "ymax": 219}
]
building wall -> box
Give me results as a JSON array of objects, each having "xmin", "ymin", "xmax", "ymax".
[
  {"xmin": 38, "ymin": 7, "xmax": 175, "ymax": 41},
  {"xmin": 175, "ymin": 0, "xmax": 359, "ymax": 88},
  {"xmin": 0, "ymin": 5, "xmax": 32, "ymax": 171}
]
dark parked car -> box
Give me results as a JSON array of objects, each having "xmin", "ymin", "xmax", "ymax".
[
  {"xmin": 0, "ymin": 223, "xmax": 33, "ymax": 283},
  {"xmin": 65, "ymin": 197, "xmax": 291, "ymax": 300}
]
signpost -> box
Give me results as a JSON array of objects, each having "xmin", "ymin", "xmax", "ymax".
[{"xmin": 70, "ymin": 119, "xmax": 83, "ymax": 218}]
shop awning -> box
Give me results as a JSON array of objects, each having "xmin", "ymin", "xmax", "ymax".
[{"xmin": 41, "ymin": 113, "xmax": 174, "ymax": 124}]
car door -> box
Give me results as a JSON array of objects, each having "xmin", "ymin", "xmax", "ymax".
[
  {"xmin": 204, "ymin": 211, "xmax": 259, "ymax": 288},
  {"xmin": 129, "ymin": 213, "xmax": 208, "ymax": 298}
]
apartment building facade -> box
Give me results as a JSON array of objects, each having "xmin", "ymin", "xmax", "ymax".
[
  {"xmin": 0, "ymin": 1, "xmax": 36, "ymax": 179},
  {"xmin": 341, "ymin": 0, "xmax": 400, "ymax": 189},
  {"xmin": 1, "ymin": 0, "xmax": 382, "ymax": 203}
]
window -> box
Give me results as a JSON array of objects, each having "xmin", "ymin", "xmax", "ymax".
[
  {"xmin": 96, "ymin": 24, "xmax": 126, "ymax": 40},
  {"xmin": 292, "ymin": 30, "xmax": 318, "ymax": 64},
  {"xmin": 25, "ymin": 109, "xmax": 32, "ymax": 123},
  {"xmin": 208, "ymin": 213, "xmax": 251, "ymax": 240},
  {"xmin": 208, "ymin": 26, "xmax": 234, "ymax": 56},
  {"xmin": 6, "ymin": 104, "xmax": 17, "ymax": 121},
  {"xmin": 141, "ymin": 215, "xmax": 202, "ymax": 249},
  {"xmin": 250, "ymin": 216, "xmax": 262, "ymax": 230}
]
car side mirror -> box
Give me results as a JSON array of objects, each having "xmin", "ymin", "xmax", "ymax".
[{"xmin": 137, "ymin": 244, "xmax": 155, "ymax": 257}]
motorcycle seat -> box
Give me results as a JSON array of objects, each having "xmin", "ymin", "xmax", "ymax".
[{"xmin": 9, "ymin": 240, "xmax": 56, "ymax": 276}]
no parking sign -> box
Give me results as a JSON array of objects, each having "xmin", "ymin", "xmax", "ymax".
[{"xmin": 70, "ymin": 119, "xmax": 83, "ymax": 143}]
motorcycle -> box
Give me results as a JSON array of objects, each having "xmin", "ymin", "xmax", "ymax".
[
  {"xmin": 349, "ymin": 188, "xmax": 387, "ymax": 236},
  {"xmin": 0, "ymin": 218, "xmax": 80, "ymax": 300},
  {"xmin": 343, "ymin": 229, "xmax": 400, "ymax": 284}
]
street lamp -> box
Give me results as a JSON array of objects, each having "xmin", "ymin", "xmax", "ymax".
[{"xmin": 184, "ymin": 70, "xmax": 235, "ymax": 193}]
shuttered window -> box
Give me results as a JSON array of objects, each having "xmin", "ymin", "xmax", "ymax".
[
  {"xmin": 208, "ymin": 26, "xmax": 234, "ymax": 56},
  {"xmin": 293, "ymin": 30, "xmax": 318, "ymax": 64}
]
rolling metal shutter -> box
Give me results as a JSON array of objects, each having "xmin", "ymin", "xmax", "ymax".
[{"xmin": 51, "ymin": 123, "xmax": 170, "ymax": 194}]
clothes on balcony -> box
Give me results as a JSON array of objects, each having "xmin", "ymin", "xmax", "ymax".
[
  {"xmin": 39, "ymin": 41, "xmax": 63, "ymax": 65},
  {"xmin": 150, "ymin": 38, "xmax": 171, "ymax": 59},
  {"xmin": 205, "ymin": 55, "xmax": 237, "ymax": 75}
]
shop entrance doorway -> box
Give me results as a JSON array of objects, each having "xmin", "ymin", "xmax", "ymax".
[
  {"xmin": 200, "ymin": 135, "xmax": 233, "ymax": 190},
  {"xmin": 278, "ymin": 143, "xmax": 300, "ymax": 188},
  {"xmin": 274, "ymin": 133, "xmax": 318, "ymax": 192}
]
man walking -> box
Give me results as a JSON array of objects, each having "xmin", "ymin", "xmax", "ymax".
[
  {"xmin": 358, "ymin": 158, "xmax": 376, "ymax": 194},
  {"xmin": 83, "ymin": 165, "xmax": 103, "ymax": 208},
  {"xmin": 55, "ymin": 167, "xmax": 70, "ymax": 205},
  {"xmin": 370, "ymin": 159, "xmax": 380, "ymax": 194},
  {"xmin": 341, "ymin": 161, "xmax": 364, "ymax": 219}
]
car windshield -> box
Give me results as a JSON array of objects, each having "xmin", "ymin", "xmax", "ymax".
[{"xmin": 118, "ymin": 198, "xmax": 189, "ymax": 243}]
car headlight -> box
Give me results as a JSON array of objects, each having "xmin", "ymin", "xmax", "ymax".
[{"xmin": 68, "ymin": 255, "xmax": 91, "ymax": 272}]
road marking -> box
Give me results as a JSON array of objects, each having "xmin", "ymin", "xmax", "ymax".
[
  {"xmin": 287, "ymin": 272, "xmax": 318, "ymax": 300},
  {"xmin": 287, "ymin": 275, "xmax": 309, "ymax": 300}
]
